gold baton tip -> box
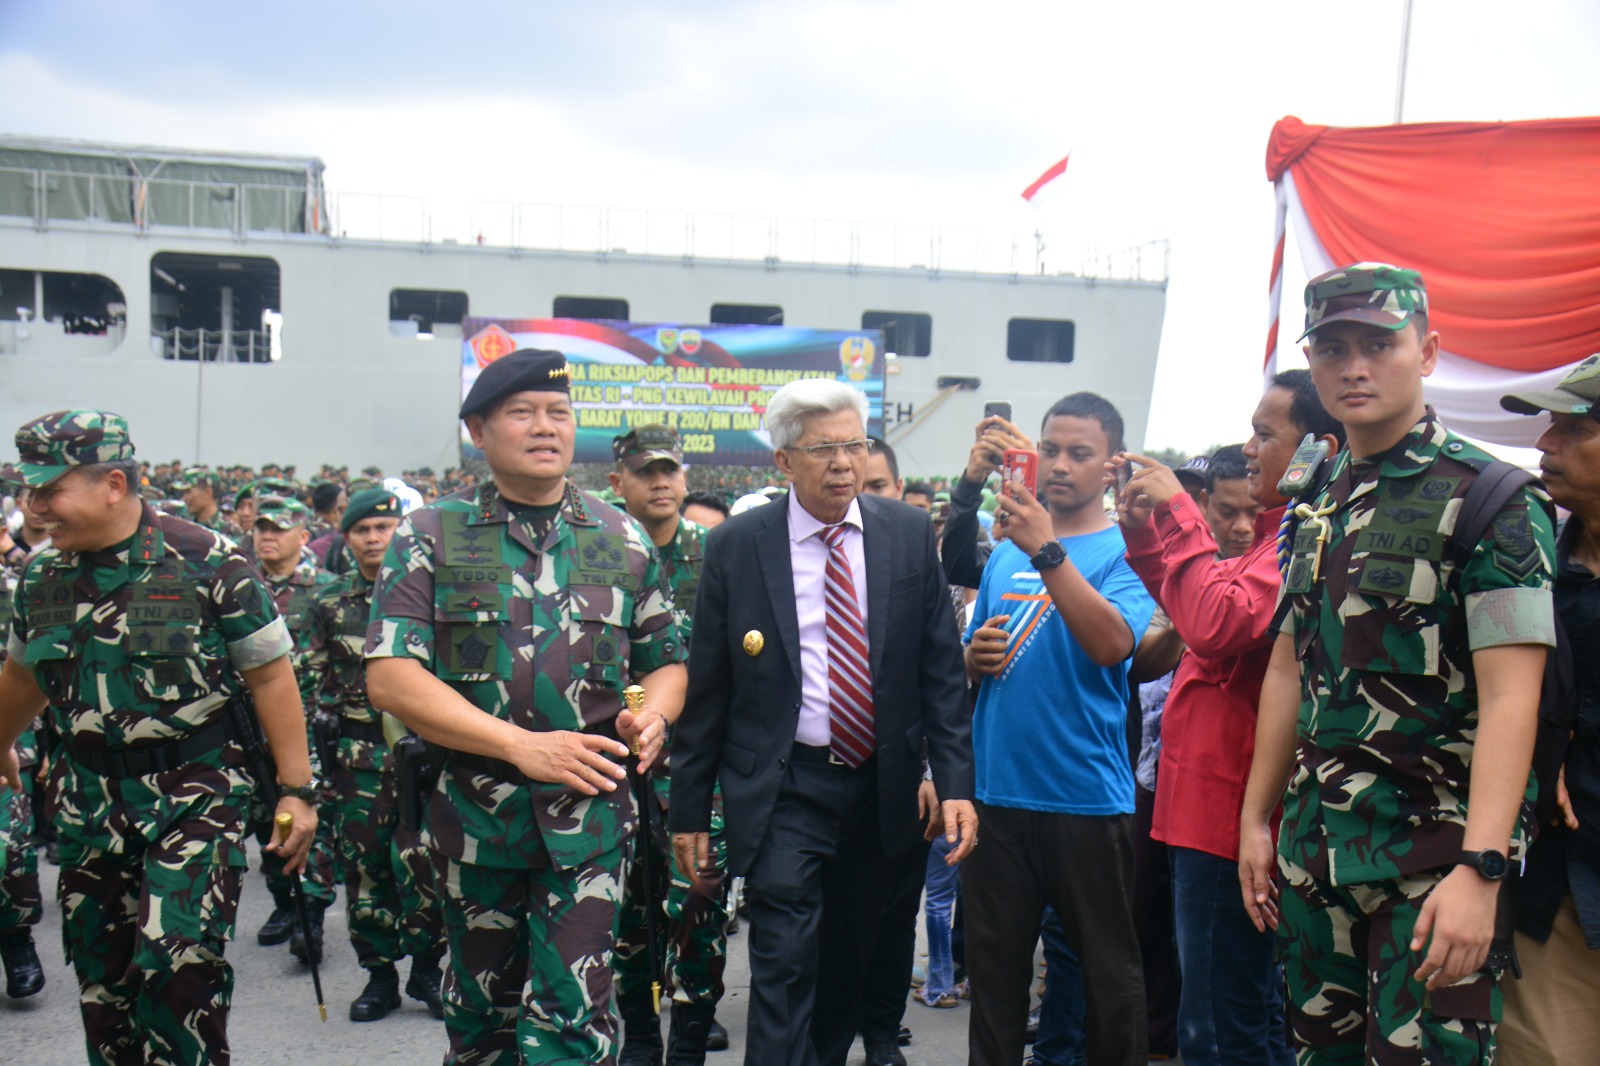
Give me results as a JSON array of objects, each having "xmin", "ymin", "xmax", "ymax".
[
  {"xmin": 623, "ymin": 685, "xmax": 646, "ymax": 755},
  {"xmin": 274, "ymin": 811, "xmax": 293, "ymax": 843}
]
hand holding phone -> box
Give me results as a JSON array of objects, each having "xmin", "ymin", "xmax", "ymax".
[{"xmin": 1000, "ymin": 449, "xmax": 1038, "ymax": 524}]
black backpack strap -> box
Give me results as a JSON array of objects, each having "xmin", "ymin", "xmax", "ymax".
[{"xmin": 1451, "ymin": 460, "xmax": 1541, "ymax": 561}]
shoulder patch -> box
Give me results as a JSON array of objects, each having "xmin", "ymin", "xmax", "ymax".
[{"xmin": 1491, "ymin": 506, "xmax": 1540, "ymax": 580}]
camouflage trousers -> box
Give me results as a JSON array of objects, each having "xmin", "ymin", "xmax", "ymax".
[
  {"xmin": 614, "ymin": 785, "xmax": 729, "ymax": 1007},
  {"xmin": 251, "ymin": 794, "xmax": 338, "ymax": 909},
  {"xmin": 442, "ymin": 843, "xmax": 628, "ymax": 1065},
  {"xmin": 57, "ymin": 796, "xmax": 248, "ymax": 1066},
  {"xmin": 1279, "ymin": 853, "xmax": 1498, "ymax": 1065},
  {"xmin": 332, "ymin": 761, "xmax": 445, "ymax": 968},
  {"xmin": 0, "ymin": 767, "xmax": 43, "ymax": 934}
]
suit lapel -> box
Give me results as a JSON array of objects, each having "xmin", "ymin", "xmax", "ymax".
[
  {"xmin": 861, "ymin": 496, "xmax": 891, "ymax": 680},
  {"xmin": 755, "ymin": 501, "xmax": 803, "ymax": 685}
]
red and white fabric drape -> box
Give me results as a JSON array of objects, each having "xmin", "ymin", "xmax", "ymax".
[{"xmin": 1264, "ymin": 115, "xmax": 1600, "ymax": 447}]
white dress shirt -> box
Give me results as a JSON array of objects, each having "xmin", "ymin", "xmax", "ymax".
[{"xmin": 787, "ymin": 490, "xmax": 870, "ymax": 746}]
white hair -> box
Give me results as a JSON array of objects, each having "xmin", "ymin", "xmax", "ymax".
[{"xmin": 764, "ymin": 379, "xmax": 870, "ymax": 450}]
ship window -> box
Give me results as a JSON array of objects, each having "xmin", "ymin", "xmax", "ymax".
[
  {"xmin": 1006, "ymin": 318, "xmax": 1075, "ymax": 364},
  {"xmin": 861, "ymin": 311, "xmax": 932, "ymax": 358},
  {"xmin": 710, "ymin": 303, "xmax": 783, "ymax": 326},
  {"xmin": 553, "ymin": 296, "xmax": 629, "ymax": 320},
  {"xmin": 0, "ymin": 269, "xmax": 126, "ymax": 329},
  {"xmin": 151, "ymin": 252, "xmax": 281, "ymax": 363},
  {"xmin": 390, "ymin": 289, "xmax": 467, "ymax": 338}
]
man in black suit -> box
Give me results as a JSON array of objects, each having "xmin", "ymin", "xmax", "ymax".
[{"xmin": 670, "ymin": 379, "xmax": 978, "ymax": 1066}]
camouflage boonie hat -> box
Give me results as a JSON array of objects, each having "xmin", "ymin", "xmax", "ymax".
[
  {"xmin": 613, "ymin": 424, "xmax": 683, "ymax": 471},
  {"xmin": 1501, "ymin": 354, "xmax": 1600, "ymax": 418},
  {"xmin": 170, "ymin": 465, "xmax": 219, "ymax": 493},
  {"xmin": 254, "ymin": 494, "xmax": 312, "ymax": 530},
  {"xmin": 1, "ymin": 410, "xmax": 135, "ymax": 487},
  {"xmin": 1298, "ymin": 263, "xmax": 1428, "ymax": 341}
]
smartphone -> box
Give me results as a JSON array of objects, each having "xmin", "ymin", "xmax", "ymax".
[
  {"xmin": 983, "ymin": 402, "xmax": 1013, "ymax": 425},
  {"xmin": 1113, "ymin": 453, "xmax": 1133, "ymax": 497},
  {"xmin": 1001, "ymin": 448, "xmax": 1038, "ymax": 499}
]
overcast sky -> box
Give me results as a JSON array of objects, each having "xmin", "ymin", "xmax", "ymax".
[{"xmin": 3, "ymin": 0, "xmax": 1597, "ymax": 450}]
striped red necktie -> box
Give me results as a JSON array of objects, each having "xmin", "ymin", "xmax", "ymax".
[{"xmin": 821, "ymin": 523, "xmax": 875, "ymax": 766}]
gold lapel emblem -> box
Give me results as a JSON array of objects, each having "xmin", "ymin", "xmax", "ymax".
[{"xmin": 743, "ymin": 630, "xmax": 765, "ymax": 656}]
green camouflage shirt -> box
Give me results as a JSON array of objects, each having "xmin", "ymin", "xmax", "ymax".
[
  {"xmin": 1276, "ymin": 412, "xmax": 1557, "ymax": 885},
  {"xmin": 302, "ymin": 568, "xmax": 377, "ymax": 723},
  {"xmin": 658, "ymin": 517, "xmax": 706, "ymax": 641},
  {"xmin": 264, "ymin": 559, "xmax": 337, "ymax": 710},
  {"xmin": 364, "ymin": 479, "xmax": 685, "ymax": 870},
  {"xmin": 5, "ymin": 504, "xmax": 290, "ymax": 851}
]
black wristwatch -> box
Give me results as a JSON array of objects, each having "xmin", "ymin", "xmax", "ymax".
[
  {"xmin": 1030, "ymin": 540, "xmax": 1068, "ymax": 572},
  {"xmin": 280, "ymin": 778, "xmax": 324, "ymax": 803},
  {"xmin": 1456, "ymin": 848, "xmax": 1509, "ymax": 881}
]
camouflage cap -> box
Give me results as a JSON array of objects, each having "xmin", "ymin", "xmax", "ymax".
[
  {"xmin": 254, "ymin": 494, "xmax": 311, "ymax": 530},
  {"xmin": 1501, "ymin": 354, "xmax": 1600, "ymax": 418},
  {"xmin": 1298, "ymin": 263, "xmax": 1428, "ymax": 342},
  {"xmin": 612, "ymin": 424, "xmax": 683, "ymax": 471},
  {"xmin": 170, "ymin": 465, "xmax": 219, "ymax": 493},
  {"xmin": 1, "ymin": 410, "xmax": 136, "ymax": 487},
  {"xmin": 236, "ymin": 476, "xmax": 299, "ymax": 503}
]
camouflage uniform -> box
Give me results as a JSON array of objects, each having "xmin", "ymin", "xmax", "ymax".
[
  {"xmin": 254, "ymin": 551, "xmax": 340, "ymax": 911},
  {"xmin": 0, "ymin": 562, "xmax": 43, "ymax": 944},
  {"xmin": 366, "ymin": 478, "xmax": 686, "ymax": 1065},
  {"xmin": 1275, "ymin": 411, "xmax": 1557, "ymax": 1065},
  {"xmin": 302, "ymin": 566, "xmax": 444, "ymax": 969},
  {"xmin": 613, "ymin": 516, "xmax": 732, "ymax": 1012},
  {"xmin": 3, "ymin": 412, "xmax": 291, "ymax": 1065}
]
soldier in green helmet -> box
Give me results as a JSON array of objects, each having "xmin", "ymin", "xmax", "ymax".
[
  {"xmin": 0, "ymin": 410, "xmax": 318, "ymax": 1064},
  {"xmin": 1239, "ymin": 265, "xmax": 1558, "ymax": 1064},
  {"xmin": 366, "ymin": 349, "xmax": 688, "ymax": 1064},
  {"xmin": 608, "ymin": 425, "xmax": 731, "ymax": 1065},
  {"xmin": 302, "ymin": 487, "xmax": 447, "ymax": 1022}
]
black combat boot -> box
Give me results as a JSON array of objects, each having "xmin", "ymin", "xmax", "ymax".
[
  {"xmin": 617, "ymin": 990, "xmax": 664, "ymax": 1066},
  {"xmin": 257, "ymin": 903, "xmax": 297, "ymax": 946},
  {"xmin": 405, "ymin": 953, "xmax": 446, "ymax": 1020},
  {"xmin": 1, "ymin": 930, "xmax": 45, "ymax": 999},
  {"xmin": 706, "ymin": 1017, "xmax": 729, "ymax": 1052},
  {"xmin": 288, "ymin": 903, "xmax": 325, "ymax": 966},
  {"xmin": 666, "ymin": 1001, "xmax": 716, "ymax": 1066},
  {"xmin": 349, "ymin": 962, "xmax": 402, "ymax": 1022}
]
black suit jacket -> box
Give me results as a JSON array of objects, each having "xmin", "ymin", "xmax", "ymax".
[{"xmin": 668, "ymin": 491, "xmax": 973, "ymax": 874}]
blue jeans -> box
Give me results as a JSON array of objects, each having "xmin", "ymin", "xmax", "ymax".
[
  {"xmin": 1170, "ymin": 845, "xmax": 1294, "ymax": 1066},
  {"xmin": 922, "ymin": 834, "xmax": 961, "ymax": 999},
  {"xmin": 1032, "ymin": 907, "xmax": 1086, "ymax": 1066}
]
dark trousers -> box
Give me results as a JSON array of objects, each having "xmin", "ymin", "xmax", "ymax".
[
  {"xmin": 963, "ymin": 802, "xmax": 1147, "ymax": 1066},
  {"xmin": 1131, "ymin": 785, "xmax": 1180, "ymax": 1057},
  {"xmin": 859, "ymin": 835, "xmax": 931, "ymax": 1043},
  {"xmin": 1170, "ymin": 846, "xmax": 1294, "ymax": 1066},
  {"xmin": 1034, "ymin": 908, "xmax": 1086, "ymax": 1065},
  {"xmin": 742, "ymin": 749, "xmax": 895, "ymax": 1066}
]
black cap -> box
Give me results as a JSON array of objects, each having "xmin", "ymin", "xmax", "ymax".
[{"xmin": 460, "ymin": 348, "xmax": 571, "ymax": 420}]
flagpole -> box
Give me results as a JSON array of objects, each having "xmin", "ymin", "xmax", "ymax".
[{"xmin": 1394, "ymin": 0, "xmax": 1414, "ymax": 123}]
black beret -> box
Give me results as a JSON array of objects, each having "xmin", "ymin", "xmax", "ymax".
[{"xmin": 460, "ymin": 348, "xmax": 570, "ymax": 420}]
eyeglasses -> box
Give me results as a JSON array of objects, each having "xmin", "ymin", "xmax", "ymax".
[{"xmin": 789, "ymin": 439, "xmax": 874, "ymax": 461}]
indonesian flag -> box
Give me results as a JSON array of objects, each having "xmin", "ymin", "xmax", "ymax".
[
  {"xmin": 1264, "ymin": 116, "xmax": 1600, "ymax": 447},
  {"xmin": 1021, "ymin": 153, "xmax": 1071, "ymax": 204}
]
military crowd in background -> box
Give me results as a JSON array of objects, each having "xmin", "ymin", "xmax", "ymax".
[{"xmin": 0, "ymin": 262, "xmax": 1597, "ymax": 1066}]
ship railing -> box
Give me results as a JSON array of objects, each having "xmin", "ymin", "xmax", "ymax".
[
  {"xmin": 331, "ymin": 193, "xmax": 1170, "ymax": 282},
  {"xmin": 0, "ymin": 166, "xmax": 322, "ymax": 235},
  {"xmin": 152, "ymin": 326, "xmax": 274, "ymax": 363},
  {"xmin": 0, "ymin": 163, "xmax": 1169, "ymax": 282}
]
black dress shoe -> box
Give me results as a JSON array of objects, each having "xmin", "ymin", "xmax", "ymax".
[
  {"xmin": 289, "ymin": 905, "xmax": 325, "ymax": 966},
  {"xmin": 257, "ymin": 906, "xmax": 296, "ymax": 946},
  {"xmin": 705, "ymin": 1019, "xmax": 729, "ymax": 1051},
  {"xmin": 1, "ymin": 930, "xmax": 45, "ymax": 999},
  {"xmin": 405, "ymin": 957, "xmax": 445, "ymax": 1020},
  {"xmin": 1024, "ymin": 1006, "xmax": 1040, "ymax": 1044},
  {"xmin": 349, "ymin": 963, "xmax": 402, "ymax": 1022},
  {"xmin": 897, "ymin": 1024, "xmax": 912, "ymax": 1047},
  {"xmin": 863, "ymin": 1041, "xmax": 907, "ymax": 1066}
]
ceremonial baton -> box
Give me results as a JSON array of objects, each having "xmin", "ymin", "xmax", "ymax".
[
  {"xmin": 624, "ymin": 683, "xmax": 664, "ymax": 1016},
  {"xmin": 274, "ymin": 811, "xmax": 329, "ymax": 1023}
]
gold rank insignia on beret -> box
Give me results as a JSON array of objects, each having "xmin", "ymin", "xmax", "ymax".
[{"xmin": 743, "ymin": 630, "xmax": 765, "ymax": 656}]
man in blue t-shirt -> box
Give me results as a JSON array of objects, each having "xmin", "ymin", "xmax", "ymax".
[{"xmin": 962, "ymin": 392, "xmax": 1156, "ymax": 1066}]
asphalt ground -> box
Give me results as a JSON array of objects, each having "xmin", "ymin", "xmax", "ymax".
[{"xmin": 5, "ymin": 841, "xmax": 1178, "ymax": 1064}]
